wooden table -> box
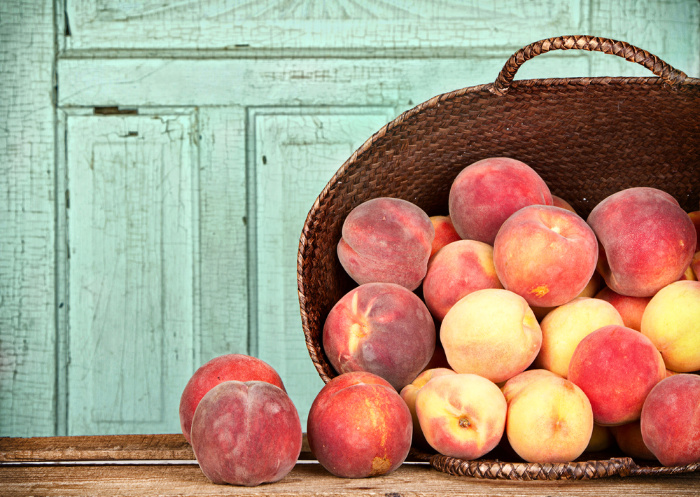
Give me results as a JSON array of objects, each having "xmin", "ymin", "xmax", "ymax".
[{"xmin": 1, "ymin": 435, "xmax": 699, "ymax": 496}]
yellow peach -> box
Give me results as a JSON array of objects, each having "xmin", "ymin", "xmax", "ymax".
[
  {"xmin": 534, "ymin": 297, "xmax": 624, "ymax": 378},
  {"xmin": 415, "ymin": 373, "xmax": 506, "ymax": 460},
  {"xmin": 505, "ymin": 374, "xmax": 594, "ymax": 463},
  {"xmin": 641, "ymin": 280, "xmax": 700, "ymax": 372},
  {"xmin": 440, "ymin": 289, "xmax": 542, "ymax": 383}
]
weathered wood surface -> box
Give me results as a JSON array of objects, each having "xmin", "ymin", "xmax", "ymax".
[
  {"xmin": 0, "ymin": 434, "xmax": 314, "ymax": 462},
  {"xmin": 2, "ymin": 459, "xmax": 700, "ymax": 497}
]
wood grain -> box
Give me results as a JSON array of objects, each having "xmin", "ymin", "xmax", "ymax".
[
  {"xmin": 0, "ymin": 434, "xmax": 315, "ymax": 462},
  {"xmin": 2, "ymin": 461, "xmax": 700, "ymax": 497}
]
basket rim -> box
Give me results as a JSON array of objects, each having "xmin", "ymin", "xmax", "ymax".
[{"xmin": 297, "ymin": 74, "xmax": 700, "ymax": 312}]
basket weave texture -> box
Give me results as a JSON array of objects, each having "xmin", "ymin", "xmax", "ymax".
[{"xmin": 297, "ymin": 35, "xmax": 700, "ymax": 480}]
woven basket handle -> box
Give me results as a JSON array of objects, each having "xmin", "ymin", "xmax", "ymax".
[{"xmin": 491, "ymin": 35, "xmax": 688, "ymax": 95}]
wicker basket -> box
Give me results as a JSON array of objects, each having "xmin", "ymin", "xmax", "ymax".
[{"xmin": 297, "ymin": 35, "xmax": 700, "ymax": 480}]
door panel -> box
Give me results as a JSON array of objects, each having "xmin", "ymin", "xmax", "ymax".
[
  {"xmin": 64, "ymin": 0, "xmax": 587, "ymax": 51},
  {"xmin": 65, "ymin": 113, "xmax": 198, "ymax": 434}
]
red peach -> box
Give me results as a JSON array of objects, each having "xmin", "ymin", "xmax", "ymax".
[
  {"xmin": 448, "ymin": 157, "xmax": 552, "ymax": 245},
  {"xmin": 323, "ymin": 282, "xmax": 436, "ymax": 391},
  {"xmin": 429, "ymin": 215, "xmax": 462, "ymax": 260},
  {"xmin": 422, "ymin": 240, "xmax": 503, "ymax": 321},
  {"xmin": 568, "ymin": 325, "xmax": 666, "ymax": 426},
  {"xmin": 179, "ymin": 354, "xmax": 285, "ymax": 444},
  {"xmin": 641, "ymin": 374, "xmax": 700, "ymax": 466},
  {"xmin": 493, "ymin": 205, "xmax": 598, "ymax": 308},
  {"xmin": 307, "ymin": 372, "xmax": 412, "ymax": 478},
  {"xmin": 190, "ymin": 381, "xmax": 302, "ymax": 486},
  {"xmin": 587, "ymin": 187, "xmax": 696, "ymax": 297},
  {"xmin": 610, "ymin": 421, "xmax": 657, "ymax": 461},
  {"xmin": 594, "ymin": 287, "xmax": 651, "ymax": 332},
  {"xmin": 337, "ymin": 197, "xmax": 434, "ymax": 290}
]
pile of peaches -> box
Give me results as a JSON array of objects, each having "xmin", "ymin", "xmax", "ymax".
[
  {"xmin": 177, "ymin": 157, "xmax": 699, "ymax": 487},
  {"xmin": 315, "ymin": 157, "xmax": 699, "ymax": 477}
]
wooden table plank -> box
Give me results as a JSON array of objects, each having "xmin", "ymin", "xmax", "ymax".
[
  {"xmin": 0, "ymin": 434, "xmax": 313, "ymax": 462},
  {"xmin": 1, "ymin": 435, "xmax": 698, "ymax": 496},
  {"xmin": 2, "ymin": 462, "xmax": 700, "ymax": 497}
]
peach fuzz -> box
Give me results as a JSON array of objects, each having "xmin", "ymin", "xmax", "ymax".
[
  {"xmin": 640, "ymin": 374, "xmax": 700, "ymax": 466},
  {"xmin": 640, "ymin": 280, "xmax": 700, "ymax": 373},
  {"xmin": 610, "ymin": 421, "xmax": 657, "ymax": 461},
  {"xmin": 323, "ymin": 282, "xmax": 435, "ymax": 391},
  {"xmin": 594, "ymin": 287, "xmax": 651, "ymax": 332},
  {"xmin": 569, "ymin": 325, "xmax": 666, "ymax": 426},
  {"xmin": 534, "ymin": 297, "xmax": 624, "ymax": 378},
  {"xmin": 448, "ymin": 157, "xmax": 552, "ymax": 245},
  {"xmin": 587, "ymin": 187, "xmax": 696, "ymax": 297},
  {"xmin": 552, "ymin": 194, "xmax": 577, "ymax": 213},
  {"xmin": 531, "ymin": 271, "xmax": 601, "ymax": 321},
  {"xmin": 337, "ymin": 197, "xmax": 434, "ymax": 291},
  {"xmin": 190, "ymin": 381, "xmax": 301, "ymax": 486},
  {"xmin": 307, "ymin": 372, "xmax": 412, "ymax": 478},
  {"xmin": 429, "ymin": 215, "xmax": 461, "ymax": 260},
  {"xmin": 179, "ymin": 354, "xmax": 285, "ymax": 444},
  {"xmin": 493, "ymin": 205, "xmax": 598, "ymax": 308},
  {"xmin": 504, "ymin": 374, "xmax": 593, "ymax": 463},
  {"xmin": 440, "ymin": 288, "xmax": 542, "ymax": 383},
  {"xmin": 422, "ymin": 240, "xmax": 503, "ymax": 321},
  {"xmin": 400, "ymin": 368, "xmax": 457, "ymax": 450},
  {"xmin": 415, "ymin": 373, "xmax": 506, "ymax": 460}
]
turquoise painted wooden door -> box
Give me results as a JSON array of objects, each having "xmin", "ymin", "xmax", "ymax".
[{"xmin": 1, "ymin": 0, "xmax": 698, "ymax": 436}]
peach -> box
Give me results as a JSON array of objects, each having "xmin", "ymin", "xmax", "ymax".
[
  {"xmin": 594, "ymin": 287, "xmax": 651, "ymax": 332},
  {"xmin": 610, "ymin": 421, "xmax": 657, "ymax": 461},
  {"xmin": 585, "ymin": 424, "xmax": 614, "ymax": 453},
  {"xmin": 534, "ymin": 297, "xmax": 624, "ymax": 378},
  {"xmin": 190, "ymin": 381, "xmax": 302, "ymax": 486},
  {"xmin": 422, "ymin": 240, "xmax": 503, "ymax": 321},
  {"xmin": 448, "ymin": 157, "xmax": 553, "ymax": 245},
  {"xmin": 689, "ymin": 211, "xmax": 700, "ymax": 252},
  {"xmin": 400, "ymin": 368, "xmax": 457, "ymax": 450},
  {"xmin": 640, "ymin": 374, "xmax": 700, "ymax": 467},
  {"xmin": 692, "ymin": 251, "xmax": 700, "ymax": 280},
  {"xmin": 440, "ymin": 288, "xmax": 542, "ymax": 383},
  {"xmin": 640, "ymin": 280, "xmax": 700, "ymax": 373},
  {"xmin": 679, "ymin": 264, "xmax": 697, "ymax": 281},
  {"xmin": 429, "ymin": 215, "xmax": 461, "ymax": 260},
  {"xmin": 422, "ymin": 343, "xmax": 451, "ymax": 372},
  {"xmin": 493, "ymin": 205, "xmax": 598, "ymax": 308},
  {"xmin": 504, "ymin": 374, "xmax": 594, "ymax": 463},
  {"xmin": 531, "ymin": 271, "xmax": 601, "ymax": 321},
  {"xmin": 323, "ymin": 282, "xmax": 436, "ymax": 391},
  {"xmin": 568, "ymin": 325, "xmax": 666, "ymax": 426},
  {"xmin": 415, "ymin": 373, "xmax": 506, "ymax": 459},
  {"xmin": 179, "ymin": 354, "xmax": 285, "ymax": 444},
  {"xmin": 552, "ymin": 194, "xmax": 577, "ymax": 213},
  {"xmin": 587, "ymin": 187, "xmax": 697, "ymax": 297},
  {"xmin": 337, "ymin": 197, "xmax": 434, "ymax": 290},
  {"xmin": 501, "ymin": 368, "xmax": 561, "ymax": 403},
  {"xmin": 307, "ymin": 371, "xmax": 412, "ymax": 478}
]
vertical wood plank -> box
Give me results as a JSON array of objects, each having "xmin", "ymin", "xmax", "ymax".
[
  {"xmin": 197, "ymin": 108, "xmax": 249, "ymax": 363},
  {"xmin": 0, "ymin": 0, "xmax": 57, "ymax": 436},
  {"xmin": 65, "ymin": 114, "xmax": 197, "ymax": 435},
  {"xmin": 252, "ymin": 108, "xmax": 397, "ymax": 425}
]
